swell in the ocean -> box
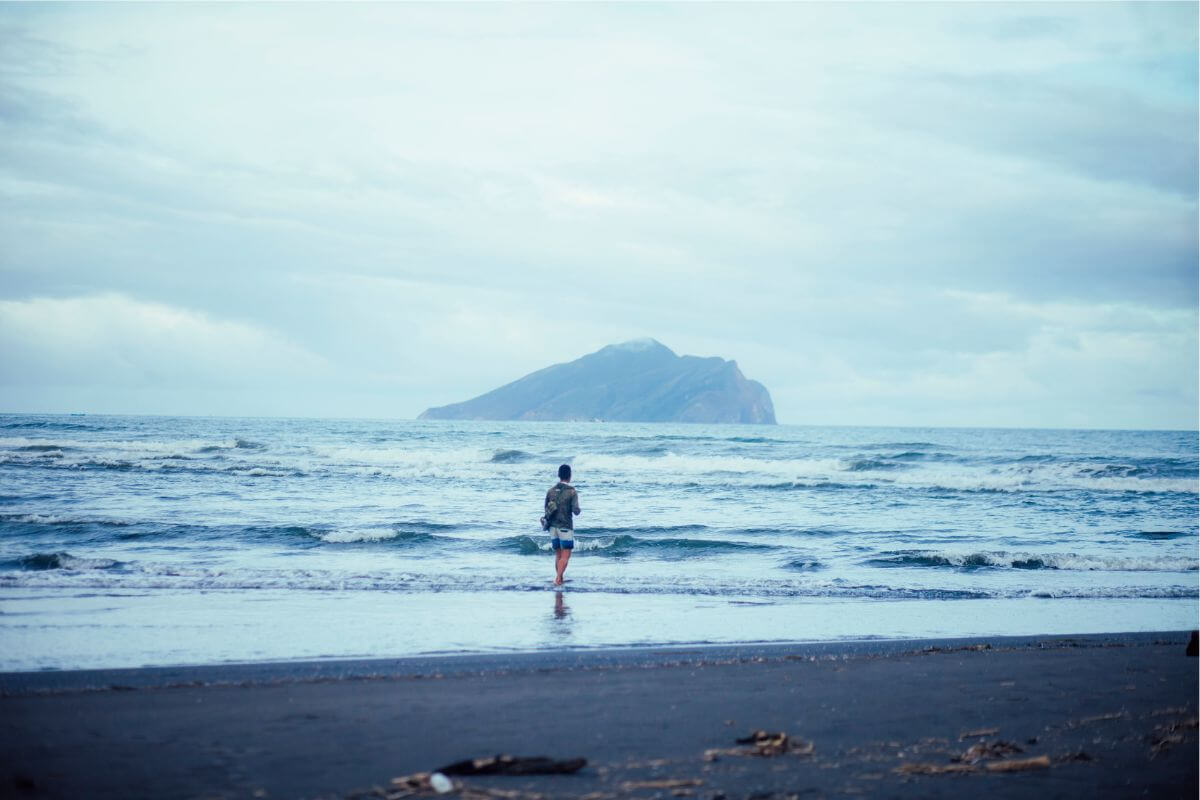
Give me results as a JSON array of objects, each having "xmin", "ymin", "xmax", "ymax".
[{"xmin": 0, "ymin": 416, "xmax": 1195, "ymax": 630}]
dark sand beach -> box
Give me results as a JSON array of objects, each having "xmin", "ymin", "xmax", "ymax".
[{"xmin": 2, "ymin": 632, "xmax": 1196, "ymax": 800}]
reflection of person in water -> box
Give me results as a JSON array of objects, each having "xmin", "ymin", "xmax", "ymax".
[{"xmin": 554, "ymin": 591, "xmax": 568, "ymax": 619}]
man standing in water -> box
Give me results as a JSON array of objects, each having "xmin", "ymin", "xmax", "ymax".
[{"xmin": 545, "ymin": 464, "xmax": 580, "ymax": 586}]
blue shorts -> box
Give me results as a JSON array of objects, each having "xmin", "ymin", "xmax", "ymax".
[{"xmin": 550, "ymin": 527, "xmax": 574, "ymax": 551}]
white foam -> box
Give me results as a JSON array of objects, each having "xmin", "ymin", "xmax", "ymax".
[
  {"xmin": 4, "ymin": 433, "xmax": 1192, "ymax": 495},
  {"xmin": 890, "ymin": 550, "xmax": 1198, "ymax": 572},
  {"xmin": 317, "ymin": 529, "xmax": 400, "ymax": 543},
  {"xmin": 2, "ymin": 564, "xmax": 1194, "ymax": 601},
  {"xmin": 55, "ymin": 554, "xmax": 121, "ymax": 570},
  {"xmin": 572, "ymin": 452, "xmax": 1198, "ymax": 494},
  {"xmin": 574, "ymin": 452, "xmax": 845, "ymax": 478},
  {"xmin": 2, "ymin": 513, "xmax": 128, "ymax": 526}
]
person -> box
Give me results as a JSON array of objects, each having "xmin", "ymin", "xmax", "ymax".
[{"xmin": 545, "ymin": 463, "xmax": 580, "ymax": 586}]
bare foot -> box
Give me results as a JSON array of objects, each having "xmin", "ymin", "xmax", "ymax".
[{"xmin": 554, "ymin": 576, "xmax": 563, "ymax": 585}]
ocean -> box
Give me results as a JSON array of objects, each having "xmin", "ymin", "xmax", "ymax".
[{"xmin": 0, "ymin": 414, "xmax": 1196, "ymax": 670}]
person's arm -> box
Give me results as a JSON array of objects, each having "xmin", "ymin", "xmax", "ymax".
[{"xmin": 572, "ymin": 489, "xmax": 581, "ymax": 516}]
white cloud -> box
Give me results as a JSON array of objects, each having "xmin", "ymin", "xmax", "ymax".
[
  {"xmin": 0, "ymin": 2, "xmax": 1194, "ymax": 427},
  {"xmin": 0, "ymin": 294, "xmax": 331, "ymax": 413},
  {"xmin": 758, "ymin": 292, "xmax": 1198, "ymax": 429}
]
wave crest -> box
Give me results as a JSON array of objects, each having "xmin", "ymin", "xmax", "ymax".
[
  {"xmin": 496, "ymin": 533, "xmax": 775, "ymax": 557},
  {"xmin": 868, "ymin": 550, "xmax": 1198, "ymax": 572},
  {"xmin": 490, "ymin": 449, "xmax": 533, "ymax": 463},
  {"xmin": 3, "ymin": 551, "xmax": 124, "ymax": 571}
]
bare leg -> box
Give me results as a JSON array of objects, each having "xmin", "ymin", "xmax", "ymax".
[{"xmin": 555, "ymin": 548, "xmax": 572, "ymax": 585}]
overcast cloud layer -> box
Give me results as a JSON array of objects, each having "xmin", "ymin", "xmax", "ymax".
[{"xmin": 1, "ymin": 2, "xmax": 1196, "ymax": 429}]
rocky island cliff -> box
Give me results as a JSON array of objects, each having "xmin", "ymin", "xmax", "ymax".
[{"xmin": 419, "ymin": 339, "xmax": 776, "ymax": 424}]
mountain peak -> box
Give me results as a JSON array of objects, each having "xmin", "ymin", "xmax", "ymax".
[
  {"xmin": 419, "ymin": 341, "xmax": 776, "ymax": 424},
  {"xmin": 609, "ymin": 338, "xmax": 672, "ymax": 354}
]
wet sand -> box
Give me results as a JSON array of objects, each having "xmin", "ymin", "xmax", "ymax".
[{"xmin": 1, "ymin": 632, "xmax": 1196, "ymax": 799}]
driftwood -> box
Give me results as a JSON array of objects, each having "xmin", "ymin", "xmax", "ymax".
[
  {"xmin": 705, "ymin": 729, "xmax": 814, "ymax": 760},
  {"xmin": 895, "ymin": 753, "xmax": 1050, "ymax": 776},
  {"xmin": 437, "ymin": 754, "xmax": 587, "ymax": 776},
  {"xmin": 619, "ymin": 779, "xmax": 703, "ymax": 790},
  {"xmin": 984, "ymin": 755, "xmax": 1051, "ymax": 772},
  {"xmin": 895, "ymin": 762, "xmax": 975, "ymax": 775}
]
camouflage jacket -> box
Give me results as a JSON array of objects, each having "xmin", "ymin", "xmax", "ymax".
[{"xmin": 544, "ymin": 482, "xmax": 581, "ymax": 530}]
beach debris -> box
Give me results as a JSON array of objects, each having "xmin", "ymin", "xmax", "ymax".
[
  {"xmin": 922, "ymin": 643, "xmax": 991, "ymax": 654},
  {"xmin": 983, "ymin": 755, "xmax": 1050, "ymax": 772},
  {"xmin": 436, "ymin": 754, "xmax": 587, "ymax": 776},
  {"xmin": 1148, "ymin": 716, "xmax": 1198, "ymax": 757},
  {"xmin": 619, "ymin": 778, "xmax": 704, "ymax": 790},
  {"xmin": 1187, "ymin": 631, "xmax": 1198, "ymax": 656},
  {"xmin": 377, "ymin": 774, "xmax": 553, "ymax": 800},
  {"xmin": 958, "ymin": 727, "xmax": 998, "ymax": 741},
  {"xmin": 386, "ymin": 773, "xmax": 452, "ymax": 797},
  {"xmin": 1056, "ymin": 751, "xmax": 1093, "ymax": 763},
  {"xmin": 736, "ymin": 730, "xmax": 789, "ymax": 751},
  {"xmin": 704, "ymin": 730, "xmax": 814, "ymax": 760},
  {"xmin": 954, "ymin": 740, "xmax": 1023, "ymax": 764},
  {"xmin": 388, "ymin": 777, "xmax": 441, "ymax": 796},
  {"xmin": 894, "ymin": 739, "xmax": 1050, "ymax": 778},
  {"xmin": 894, "ymin": 754, "xmax": 1049, "ymax": 776},
  {"xmin": 1073, "ymin": 710, "xmax": 1128, "ymax": 727},
  {"xmin": 379, "ymin": 773, "xmax": 440, "ymax": 798},
  {"xmin": 895, "ymin": 762, "xmax": 974, "ymax": 775}
]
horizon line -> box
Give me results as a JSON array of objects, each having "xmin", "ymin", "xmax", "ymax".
[{"xmin": 0, "ymin": 410, "xmax": 1195, "ymax": 435}]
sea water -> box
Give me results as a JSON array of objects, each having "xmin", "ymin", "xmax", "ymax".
[{"xmin": 0, "ymin": 414, "xmax": 1195, "ymax": 670}]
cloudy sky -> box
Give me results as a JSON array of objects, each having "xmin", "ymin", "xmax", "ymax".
[{"xmin": 1, "ymin": 2, "xmax": 1196, "ymax": 429}]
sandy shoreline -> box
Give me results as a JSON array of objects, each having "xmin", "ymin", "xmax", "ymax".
[{"xmin": 2, "ymin": 632, "xmax": 1196, "ymax": 799}]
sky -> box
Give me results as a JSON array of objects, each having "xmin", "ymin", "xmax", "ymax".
[{"xmin": 0, "ymin": 1, "xmax": 1196, "ymax": 429}]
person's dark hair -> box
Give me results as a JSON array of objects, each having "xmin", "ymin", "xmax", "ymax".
[{"xmin": 558, "ymin": 464, "xmax": 571, "ymax": 481}]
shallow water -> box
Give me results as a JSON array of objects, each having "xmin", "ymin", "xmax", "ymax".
[{"xmin": 0, "ymin": 415, "xmax": 1195, "ymax": 669}]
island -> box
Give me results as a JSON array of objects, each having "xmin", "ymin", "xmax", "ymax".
[{"xmin": 419, "ymin": 339, "xmax": 776, "ymax": 424}]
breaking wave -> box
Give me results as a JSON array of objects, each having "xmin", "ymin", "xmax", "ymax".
[
  {"xmin": 490, "ymin": 449, "xmax": 533, "ymax": 463},
  {"xmin": 1, "ymin": 415, "xmax": 1196, "ymax": 664},
  {"xmin": 3, "ymin": 430, "xmax": 1195, "ymax": 496},
  {"xmin": 0, "ymin": 560, "xmax": 1194, "ymax": 601},
  {"xmin": 867, "ymin": 550, "xmax": 1199, "ymax": 572},
  {"xmin": 497, "ymin": 534, "xmax": 776, "ymax": 557},
  {"xmin": 3, "ymin": 551, "xmax": 124, "ymax": 571},
  {"xmin": 782, "ymin": 558, "xmax": 824, "ymax": 572}
]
